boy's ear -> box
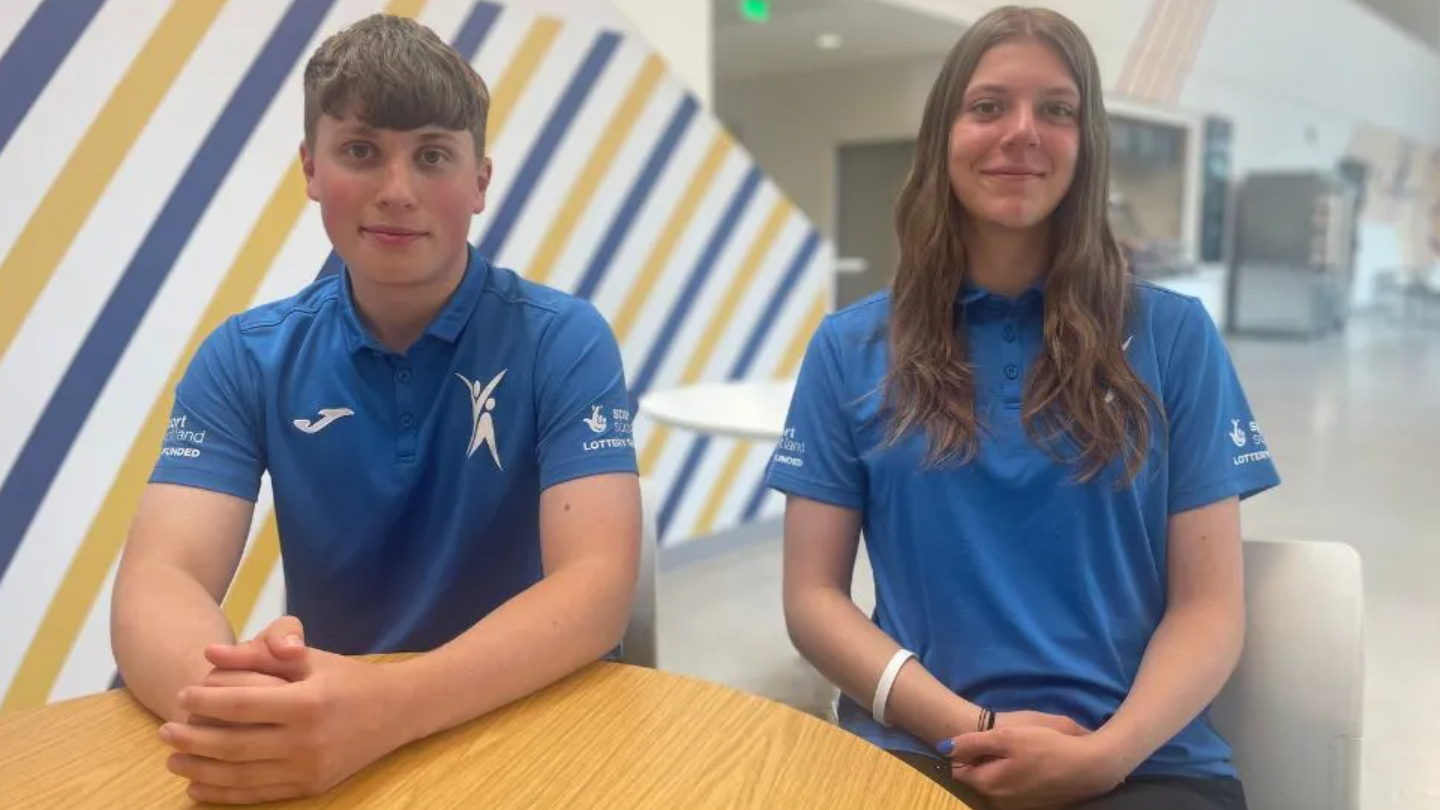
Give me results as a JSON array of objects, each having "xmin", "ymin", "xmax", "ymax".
[
  {"xmin": 473, "ymin": 156, "xmax": 492, "ymax": 214},
  {"xmin": 299, "ymin": 139, "xmax": 319, "ymax": 202}
]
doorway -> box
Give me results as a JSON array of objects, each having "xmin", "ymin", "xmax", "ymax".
[{"xmin": 835, "ymin": 139, "xmax": 915, "ymax": 308}]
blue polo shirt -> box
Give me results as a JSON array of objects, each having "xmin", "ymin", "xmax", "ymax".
[
  {"xmin": 764, "ymin": 281, "xmax": 1280, "ymax": 779},
  {"xmin": 150, "ymin": 245, "xmax": 638, "ymax": 655}
]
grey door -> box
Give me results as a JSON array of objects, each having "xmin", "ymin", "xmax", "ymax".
[{"xmin": 835, "ymin": 139, "xmax": 916, "ymax": 308}]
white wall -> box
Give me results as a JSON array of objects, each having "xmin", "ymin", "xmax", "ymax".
[
  {"xmin": 1183, "ymin": 0, "xmax": 1440, "ymax": 174},
  {"xmin": 511, "ymin": 0, "xmax": 626, "ymax": 25},
  {"xmin": 892, "ymin": 0, "xmax": 1440, "ymax": 275},
  {"xmin": 717, "ymin": 53, "xmax": 946, "ymax": 236},
  {"xmin": 718, "ymin": 0, "xmax": 1440, "ymax": 304},
  {"xmin": 611, "ymin": 0, "xmax": 711, "ymax": 105},
  {"xmin": 886, "ymin": 0, "xmax": 1440, "ymax": 160},
  {"xmin": 726, "ymin": 0, "xmax": 1440, "ymax": 185},
  {"xmin": 715, "ymin": 58, "xmax": 1205, "ymax": 246},
  {"xmin": 885, "ymin": 0, "xmax": 1153, "ymax": 88}
]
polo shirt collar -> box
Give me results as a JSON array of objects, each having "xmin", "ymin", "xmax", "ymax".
[
  {"xmin": 956, "ymin": 277, "xmax": 1046, "ymax": 310},
  {"xmin": 338, "ymin": 245, "xmax": 489, "ymax": 354}
]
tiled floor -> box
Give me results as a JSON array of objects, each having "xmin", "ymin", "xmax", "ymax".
[{"xmin": 655, "ymin": 312, "xmax": 1440, "ymax": 810}]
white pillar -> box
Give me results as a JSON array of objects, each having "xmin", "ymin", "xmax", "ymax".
[{"xmin": 610, "ymin": 0, "xmax": 712, "ymax": 106}]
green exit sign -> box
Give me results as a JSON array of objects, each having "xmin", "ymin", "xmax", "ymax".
[{"xmin": 739, "ymin": 0, "xmax": 770, "ymax": 23}]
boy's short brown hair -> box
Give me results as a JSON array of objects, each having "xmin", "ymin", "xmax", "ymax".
[{"xmin": 302, "ymin": 14, "xmax": 490, "ymax": 157}]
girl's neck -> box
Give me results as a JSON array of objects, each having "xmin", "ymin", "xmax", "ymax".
[{"xmin": 961, "ymin": 219, "xmax": 1050, "ymax": 298}]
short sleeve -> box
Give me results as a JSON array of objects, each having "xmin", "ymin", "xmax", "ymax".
[
  {"xmin": 1163, "ymin": 299, "xmax": 1280, "ymax": 514},
  {"xmin": 149, "ymin": 318, "xmax": 266, "ymax": 501},
  {"xmin": 763, "ymin": 318, "xmax": 866, "ymax": 510},
  {"xmin": 534, "ymin": 299, "xmax": 638, "ymax": 489}
]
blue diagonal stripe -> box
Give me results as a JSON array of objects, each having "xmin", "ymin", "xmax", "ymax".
[
  {"xmin": 728, "ymin": 230, "xmax": 820, "ymax": 380},
  {"xmin": 639, "ymin": 167, "xmax": 763, "ymax": 536},
  {"xmin": 629, "ymin": 167, "xmax": 763, "ymax": 408},
  {"xmin": 452, "ymin": 0, "xmax": 502, "ymax": 60},
  {"xmin": 107, "ymin": 1, "xmax": 502, "ymax": 691},
  {"xmin": 739, "ymin": 233, "xmax": 822, "ymax": 522},
  {"xmin": 574, "ymin": 95, "xmax": 698, "ymax": 300},
  {"xmin": 739, "ymin": 467, "xmax": 775, "ymax": 522},
  {"xmin": 0, "ymin": 0, "xmax": 107, "ymax": 160},
  {"xmin": 477, "ymin": 31, "xmax": 621, "ymax": 261},
  {"xmin": 0, "ymin": 0, "xmax": 338, "ymax": 587},
  {"xmin": 656, "ymin": 229, "xmax": 820, "ymax": 538}
]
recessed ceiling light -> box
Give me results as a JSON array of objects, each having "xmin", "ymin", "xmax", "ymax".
[{"xmin": 816, "ymin": 32, "xmax": 843, "ymax": 50}]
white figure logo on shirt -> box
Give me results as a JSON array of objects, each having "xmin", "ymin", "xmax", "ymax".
[
  {"xmin": 1229, "ymin": 418, "xmax": 1248, "ymax": 448},
  {"xmin": 457, "ymin": 370, "xmax": 507, "ymax": 469},
  {"xmin": 583, "ymin": 405, "xmax": 608, "ymax": 434}
]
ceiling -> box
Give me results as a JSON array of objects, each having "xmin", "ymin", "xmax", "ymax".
[{"xmin": 712, "ymin": 0, "xmax": 966, "ymax": 83}]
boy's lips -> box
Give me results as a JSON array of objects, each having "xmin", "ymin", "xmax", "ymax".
[
  {"xmin": 363, "ymin": 225, "xmax": 426, "ymax": 236},
  {"xmin": 361, "ymin": 225, "xmax": 427, "ymax": 247}
]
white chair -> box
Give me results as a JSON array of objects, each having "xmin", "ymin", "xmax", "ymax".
[
  {"xmin": 619, "ymin": 476, "xmax": 660, "ymax": 668},
  {"xmin": 1210, "ymin": 538, "xmax": 1365, "ymax": 810}
]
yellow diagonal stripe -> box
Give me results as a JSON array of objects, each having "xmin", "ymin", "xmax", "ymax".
[
  {"xmin": 1, "ymin": 0, "xmax": 433, "ymax": 711},
  {"xmin": 221, "ymin": 516, "xmax": 280, "ymax": 634},
  {"xmin": 694, "ymin": 289, "xmax": 826, "ymax": 535},
  {"xmin": 486, "ymin": 17, "xmax": 562, "ymax": 146},
  {"xmin": 0, "ymin": 0, "xmax": 228, "ymax": 366},
  {"xmin": 639, "ymin": 198, "xmax": 791, "ymax": 474},
  {"xmin": 1, "ymin": 168, "xmax": 311, "ymax": 711},
  {"xmin": 527, "ymin": 54, "xmax": 665, "ymax": 286},
  {"xmin": 775, "ymin": 293, "xmax": 826, "ymax": 374},
  {"xmin": 611, "ymin": 132, "xmax": 732, "ymax": 342}
]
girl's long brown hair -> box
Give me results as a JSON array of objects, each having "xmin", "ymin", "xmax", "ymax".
[{"xmin": 883, "ymin": 6, "xmax": 1161, "ymax": 484}]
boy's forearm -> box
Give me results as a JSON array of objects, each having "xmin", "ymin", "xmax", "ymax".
[
  {"xmin": 111, "ymin": 562, "xmax": 236, "ymax": 722},
  {"xmin": 383, "ymin": 560, "xmax": 633, "ymax": 745}
]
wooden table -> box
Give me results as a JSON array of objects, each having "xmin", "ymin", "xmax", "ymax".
[{"xmin": 0, "ymin": 661, "xmax": 966, "ymax": 809}]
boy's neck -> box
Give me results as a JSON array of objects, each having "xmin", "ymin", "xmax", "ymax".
[{"xmin": 348, "ymin": 253, "xmax": 468, "ymax": 354}]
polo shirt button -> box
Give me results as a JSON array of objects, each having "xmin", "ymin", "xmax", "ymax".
[
  {"xmin": 1004, "ymin": 364, "xmax": 1019, "ymax": 380},
  {"xmin": 399, "ymin": 413, "xmax": 414, "ymax": 428},
  {"xmin": 1002, "ymin": 324, "xmax": 1017, "ymax": 342},
  {"xmin": 396, "ymin": 369, "xmax": 412, "ymax": 383}
]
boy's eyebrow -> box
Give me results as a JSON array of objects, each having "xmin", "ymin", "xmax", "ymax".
[{"xmin": 336, "ymin": 124, "xmax": 463, "ymax": 142}]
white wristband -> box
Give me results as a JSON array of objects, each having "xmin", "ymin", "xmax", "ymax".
[{"xmin": 872, "ymin": 648, "xmax": 916, "ymax": 727}]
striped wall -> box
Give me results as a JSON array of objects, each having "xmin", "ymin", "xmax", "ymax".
[{"xmin": 0, "ymin": 0, "xmax": 831, "ymax": 709}]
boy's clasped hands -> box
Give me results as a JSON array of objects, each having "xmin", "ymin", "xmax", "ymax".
[{"xmin": 158, "ymin": 617, "xmax": 411, "ymax": 805}]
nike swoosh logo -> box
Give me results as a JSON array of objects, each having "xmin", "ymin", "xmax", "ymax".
[
  {"xmin": 293, "ymin": 407, "xmax": 355, "ymax": 434},
  {"xmin": 1122, "ymin": 335, "xmax": 1133, "ymax": 351}
]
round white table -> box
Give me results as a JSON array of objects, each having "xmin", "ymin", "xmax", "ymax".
[{"xmin": 638, "ymin": 378, "xmax": 795, "ymax": 441}]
